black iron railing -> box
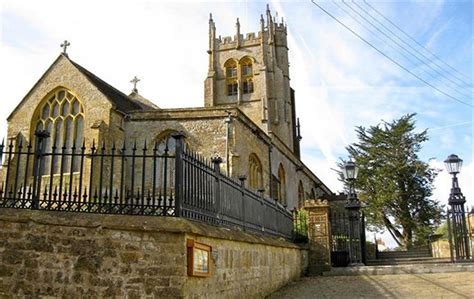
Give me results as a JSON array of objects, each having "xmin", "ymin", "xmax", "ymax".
[
  {"xmin": 0, "ymin": 131, "xmax": 293, "ymax": 239},
  {"xmin": 447, "ymin": 208, "xmax": 473, "ymax": 261}
]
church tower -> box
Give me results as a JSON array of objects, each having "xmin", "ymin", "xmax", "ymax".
[{"xmin": 204, "ymin": 5, "xmax": 299, "ymax": 155}]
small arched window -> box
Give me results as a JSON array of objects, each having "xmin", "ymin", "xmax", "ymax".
[
  {"xmin": 152, "ymin": 130, "xmax": 190, "ymax": 196},
  {"xmin": 298, "ymin": 181, "xmax": 305, "ymax": 207},
  {"xmin": 225, "ymin": 59, "xmax": 238, "ymax": 96},
  {"xmin": 34, "ymin": 88, "xmax": 84, "ymax": 174},
  {"xmin": 278, "ymin": 163, "xmax": 286, "ymax": 206},
  {"xmin": 155, "ymin": 131, "xmax": 179, "ymax": 155},
  {"xmin": 310, "ymin": 188, "xmax": 316, "ymax": 199},
  {"xmin": 240, "ymin": 57, "xmax": 254, "ymax": 94},
  {"xmin": 248, "ymin": 153, "xmax": 263, "ymax": 190}
]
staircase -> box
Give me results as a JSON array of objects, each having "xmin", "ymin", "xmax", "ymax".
[{"xmin": 366, "ymin": 247, "xmax": 449, "ymax": 266}]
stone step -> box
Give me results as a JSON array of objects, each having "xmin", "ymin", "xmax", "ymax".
[
  {"xmin": 366, "ymin": 257, "xmax": 449, "ymax": 266},
  {"xmin": 323, "ymin": 262, "xmax": 474, "ymax": 276},
  {"xmin": 379, "ymin": 249, "xmax": 430, "ymax": 255},
  {"xmin": 377, "ymin": 250, "xmax": 431, "ymax": 255},
  {"xmin": 376, "ymin": 252, "xmax": 432, "ymax": 259}
]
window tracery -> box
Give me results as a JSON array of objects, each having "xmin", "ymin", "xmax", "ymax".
[
  {"xmin": 35, "ymin": 88, "xmax": 84, "ymax": 174},
  {"xmin": 241, "ymin": 57, "xmax": 254, "ymax": 94},
  {"xmin": 225, "ymin": 60, "xmax": 238, "ymax": 96}
]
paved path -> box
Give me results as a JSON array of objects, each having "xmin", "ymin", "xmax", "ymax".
[{"xmin": 267, "ymin": 272, "xmax": 474, "ymax": 299}]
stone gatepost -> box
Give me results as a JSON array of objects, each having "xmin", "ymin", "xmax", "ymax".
[{"xmin": 303, "ymin": 199, "xmax": 331, "ymax": 275}]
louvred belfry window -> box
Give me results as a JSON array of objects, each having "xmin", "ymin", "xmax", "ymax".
[
  {"xmin": 225, "ymin": 60, "xmax": 238, "ymax": 96},
  {"xmin": 241, "ymin": 57, "xmax": 254, "ymax": 94}
]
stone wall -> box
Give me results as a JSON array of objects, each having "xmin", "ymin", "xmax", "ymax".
[
  {"xmin": 431, "ymin": 239, "xmax": 451, "ymax": 259},
  {"xmin": 0, "ymin": 209, "xmax": 307, "ymax": 298}
]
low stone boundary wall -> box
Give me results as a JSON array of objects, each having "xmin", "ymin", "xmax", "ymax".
[
  {"xmin": 431, "ymin": 239, "xmax": 451, "ymax": 259},
  {"xmin": 0, "ymin": 209, "xmax": 307, "ymax": 298}
]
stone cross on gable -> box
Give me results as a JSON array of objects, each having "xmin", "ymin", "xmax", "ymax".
[
  {"xmin": 130, "ymin": 76, "xmax": 140, "ymax": 93},
  {"xmin": 60, "ymin": 40, "xmax": 70, "ymax": 55}
]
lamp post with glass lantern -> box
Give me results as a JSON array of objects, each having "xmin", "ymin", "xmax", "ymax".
[
  {"xmin": 444, "ymin": 154, "xmax": 470, "ymax": 260},
  {"xmin": 342, "ymin": 160, "xmax": 364, "ymax": 265}
]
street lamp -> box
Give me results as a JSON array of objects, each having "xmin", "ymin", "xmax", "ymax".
[
  {"xmin": 342, "ymin": 159, "xmax": 364, "ymax": 265},
  {"xmin": 444, "ymin": 154, "xmax": 463, "ymax": 175},
  {"xmin": 444, "ymin": 154, "xmax": 470, "ymax": 260},
  {"xmin": 343, "ymin": 160, "xmax": 360, "ymax": 208},
  {"xmin": 342, "ymin": 160, "xmax": 359, "ymax": 181}
]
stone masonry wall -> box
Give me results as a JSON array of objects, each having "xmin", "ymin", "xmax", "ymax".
[{"xmin": 0, "ymin": 209, "xmax": 307, "ymax": 298}]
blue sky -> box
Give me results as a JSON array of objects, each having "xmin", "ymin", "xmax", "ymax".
[{"xmin": 0, "ymin": 0, "xmax": 472, "ymax": 246}]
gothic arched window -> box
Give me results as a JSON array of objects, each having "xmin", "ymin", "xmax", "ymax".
[
  {"xmin": 240, "ymin": 57, "xmax": 254, "ymax": 94},
  {"xmin": 34, "ymin": 88, "xmax": 84, "ymax": 174},
  {"xmin": 155, "ymin": 130, "xmax": 179, "ymax": 155},
  {"xmin": 248, "ymin": 153, "xmax": 263, "ymax": 190},
  {"xmin": 310, "ymin": 188, "xmax": 316, "ymax": 199},
  {"xmin": 298, "ymin": 180, "xmax": 305, "ymax": 207},
  {"xmin": 225, "ymin": 59, "xmax": 238, "ymax": 96},
  {"xmin": 278, "ymin": 163, "xmax": 286, "ymax": 206}
]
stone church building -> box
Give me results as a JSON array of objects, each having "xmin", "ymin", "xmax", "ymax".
[{"xmin": 4, "ymin": 7, "xmax": 332, "ymax": 210}]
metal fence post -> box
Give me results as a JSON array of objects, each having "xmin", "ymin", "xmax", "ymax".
[
  {"xmin": 238, "ymin": 175, "xmax": 247, "ymax": 231},
  {"xmin": 172, "ymin": 132, "xmax": 185, "ymax": 217},
  {"xmin": 447, "ymin": 208, "xmax": 454, "ymax": 262},
  {"xmin": 211, "ymin": 156, "xmax": 223, "ymax": 224},
  {"xmin": 32, "ymin": 130, "xmax": 50, "ymax": 210},
  {"xmin": 360, "ymin": 211, "xmax": 367, "ymax": 265},
  {"xmin": 258, "ymin": 189, "xmax": 265, "ymax": 232}
]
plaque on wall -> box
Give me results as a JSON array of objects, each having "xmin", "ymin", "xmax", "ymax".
[{"xmin": 187, "ymin": 239, "xmax": 212, "ymax": 277}]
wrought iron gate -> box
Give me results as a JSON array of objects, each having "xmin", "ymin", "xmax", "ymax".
[{"xmin": 329, "ymin": 210, "xmax": 366, "ymax": 267}]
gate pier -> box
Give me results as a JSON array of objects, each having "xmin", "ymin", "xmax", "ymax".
[{"xmin": 303, "ymin": 199, "xmax": 331, "ymax": 275}]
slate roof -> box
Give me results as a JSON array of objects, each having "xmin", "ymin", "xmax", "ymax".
[
  {"xmin": 68, "ymin": 57, "xmax": 156, "ymax": 112},
  {"xmin": 128, "ymin": 91, "xmax": 160, "ymax": 110}
]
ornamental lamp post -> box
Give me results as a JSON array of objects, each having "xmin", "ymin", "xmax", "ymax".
[
  {"xmin": 342, "ymin": 160, "xmax": 364, "ymax": 265},
  {"xmin": 343, "ymin": 161, "xmax": 359, "ymax": 208},
  {"xmin": 444, "ymin": 154, "xmax": 470, "ymax": 260}
]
